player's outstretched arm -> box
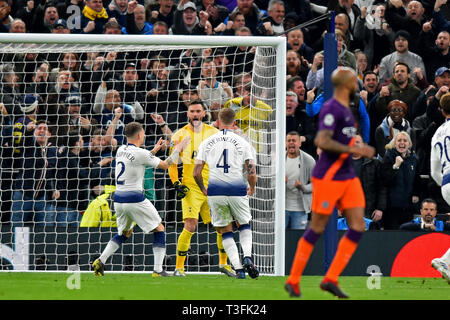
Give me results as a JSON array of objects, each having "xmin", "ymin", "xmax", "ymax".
[{"xmin": 158, "ymin": 136, "xmax": 191, "ymax": 170}]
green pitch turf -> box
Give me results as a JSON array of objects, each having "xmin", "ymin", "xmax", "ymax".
[{"xmin": 0, "ymin": 272, "xmax": 448, "ymax": 300}]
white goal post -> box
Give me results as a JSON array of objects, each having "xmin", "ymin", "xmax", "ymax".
[{"xmin": 0, "ymin": 33, "xmax": 285, "ymax": 276}]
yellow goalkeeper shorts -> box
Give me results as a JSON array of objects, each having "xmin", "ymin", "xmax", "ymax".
[{"xmin": 181, "ymin": 188, "xmax": 211, "ymax": 224}]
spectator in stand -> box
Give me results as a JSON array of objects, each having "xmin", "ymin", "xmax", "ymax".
[
  {"xmin": 286, "ymin": 50, "xmax": 310, "ymax": 81},
  {"xmin": 124, "ymin": 2, "xmax": 153, "ymax": 35},
  {"xmin": 72, "ymin": 0, "xmax": 110, "ymax": 34},
  {"xmin": 219, "ymin": 10, "xmax": 246, "ymax": 35},
  {"xmin": 45, "ymin": 69, "xmax": 80, "ymax": 127},
  {"xmin": 12, "ymin": 94, "xmax": 40, "ymax": 164},
  {"xmin": 286, "ymin": 28, "xmax": 314, "ymax": 66},
  {"xmin": 256, "ymin": 0, "xmax": 285, "ymax": 36},
  {"xmin": 82, "ymin": 127, "xmax": 117, "ymax": 194},
  {"xmin": 107, "ymin": 0, "xmax": 129, "ymax": 28},
  {"xmin": 103, "ymin": 19, "xmax": 123, "ymax": 34},
  {"xmin": 170, "ymin": 0, "xmax": 212, "ymax": 35},
  {"xmin": 108, "ymin": 62, "xmax": 147, "ymax": 113},
  {"xmin": 212, "ymin": 48, "xmax": 233, "ymax": 85},
  {"xmin": 56, "ymin": 130, "xmax": 90, "ymax": 227},
  {"xmin": 9, "ymin": 18, "xmax": 26, "ymax": 33},
  {"xmin": 378, "ymin": 30, "xmax": 426, "ymax": 84},
  {"xmin": 153, "ymin": 20, "xmax": 169, "ymax": 34},
  {"xmin": 285, "ymin": 91, "xmax": 316, "ymax": 156},
  {"xmin": 351, "ymin": 134, "xmax": 387, "ymax": 224},
  {"xmin": 0, "ymin": 0, "xmax": 12, "ymax": 33},
  {"xmin": 418, "ymin": 29, "xmax": 450, "ymax": 84},
  {"xmin": 379, "ymin": 131, "xmax": 420, "ymax": 229},
  {"xmin": 0, "ymin": 63, "xmax": 21, "ymax": 120},
  {"xmin": 354, "ymin": 50, "xmax": 368, "ymax": 81},
  {"xmin": 432, "ymin": 0, "xmax": 450, "ymax": 33},
  {"xmin": 384, "ymin": 0, "xmax": 428, "ymax": 54},
  {"xmin": 331, "ymin": 0, "xmax": 362, "ymax": 42},
  {"xmin": 56, "ymin": 94, "xmax": 95, "ymax": 147},
  {"xmin": 93, "ymin": 87, "xmax": 144, "ymax": 145},
  {"xmin": 306, "ymin": 29, "xmax": 356, "ymax": 91},
  {"xmin": 362, "ymin": 71, "xmax": 380, "ymax": 105},
  {"xmin": 11, "ymin": 121, "xmax": 59, "ymax": 227},
  {"xmin": 31, "ymin": 3, "xmax": 60, "ymax": 33},
  {"xmin": 413, "ymin": 67, "xmax": 450, "ymax": 121},
  {"xmin": 354, "ymin": 3, "xmax": 394, "ymax": 69},
  {"xmin": 14, "ymin": 1, "xmax": 35, "ymax": 32},
  {"xmin": 146, "ymin": 0, "xmax": 176, "ymax": 28},
  {"xmin": 375, "ymin": 61, "xmax": 421, "ymax": 124},
  {"xmin": 51, "ymin": 18, "xmax": 70, "ymax": 34},
  {"xmin": 287, "ymin": 76, "xmax": 307, "ymax": 106},
  {"xmin": 197, "ymin": 58, "xmax": 232, "ymax": 121},
  {"xmin": 233, "ymin": 71, "xmax": 252, "ymax": 98},
  {"xmin": 285, "ymin": 131, "xmax": 315, "ymax": 230},
  {"xmin": 225, "ymin": 26, "xmax": 255, "ymax": 75},
  {"xmin": 196, "ymin": 0, "xmax": 230, "ymax": 30},
  {"xmin": 228, "ymin": 0, "xmax": 265, "ymax": 35},
  {"xmin": 400, "ymin": 198, "xmax": 449, "ymax": 231},
  {"xmin": 374, "ymin": 99, "xmax": 415, "ymax": 158}
]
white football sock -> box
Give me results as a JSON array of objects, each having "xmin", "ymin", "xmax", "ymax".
[
  {"xmin": 153, "ymin": 246, "xmax": 166, "ymax": 273},
  {"xmin": 99, "ymin": 240, "xmax": 120, "ymax": 264},
  {"xmin": 222, "ymin": 236, "xmax": 243, "ymax": 270},
  {"xmin": 441, "ymin": 248, "xmax": 450, "ymax": 265},
  {"xmin": 239, "ymin": 228, "xmax": 252, "ymax": 258}
]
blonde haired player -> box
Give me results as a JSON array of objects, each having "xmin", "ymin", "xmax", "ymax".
[
  {"xmin": 193, "ymin": 108, "xmax": 259, "ymax": 279},
  {"xmin": 169, "ymin": 100, "xmax": 234, "ymax": 277},
  {"xmin": 92, "ymin": 122, "xmax": 190, "ymax": 277},
  {"xmin": 429, "ymin": 92, "xmax": 450, "ymax": 283}
]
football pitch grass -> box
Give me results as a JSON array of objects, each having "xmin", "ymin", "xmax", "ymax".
[{"xmin": 0, "ymin": 272, "xmax": 449, "ymax": 300}]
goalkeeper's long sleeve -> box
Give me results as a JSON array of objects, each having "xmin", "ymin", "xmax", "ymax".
[{"xmin": 168, "ymin": 162, "xmax": 179, "ymax": 184}]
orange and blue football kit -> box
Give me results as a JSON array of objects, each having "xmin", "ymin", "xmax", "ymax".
[{"xmin": 286, "ymin": 98, "xmax": 365, "ymax": 297}]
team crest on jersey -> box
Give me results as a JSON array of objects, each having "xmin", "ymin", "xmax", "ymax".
[
  {"xmin": 324, "ymin": 114, "xmax": 334, "ymax": 126},
  {"xmin": 322, "ymin": 201, "xmax": 329, "ymax": 209}
]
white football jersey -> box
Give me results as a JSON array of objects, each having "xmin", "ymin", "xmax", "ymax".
[
  {"xmin": 431, "ymin": 119, "xmax": 450, "ymax": 186},
  {"xmin": 115, "ymin": 144, "xmax": 161, "ymax": 192},
  {"xmin": 196, "ymin": 129, "xmax": 255, "ymax": 196}
]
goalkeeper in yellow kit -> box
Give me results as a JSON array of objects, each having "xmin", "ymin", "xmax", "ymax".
[{"xmin": 169, "ymin": 100, "xmax": 235, "ymax": 277}]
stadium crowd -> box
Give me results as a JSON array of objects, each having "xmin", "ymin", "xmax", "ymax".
[{"xmin": 0, "ymin": 0, "xmax": 450, "ymax": 231}]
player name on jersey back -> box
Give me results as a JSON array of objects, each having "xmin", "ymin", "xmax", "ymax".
[
  {"xmin": 114, "ymin": 144, "xmax": 161, "ymax": 203},
  {"xmin": 197, "ymin": 129, "xmax": 255, "ymax": 197}
]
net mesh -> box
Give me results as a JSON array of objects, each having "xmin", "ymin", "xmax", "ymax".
[{"xmin": 0, "ymin": 39, "xmax": 280, "ymax": 274}]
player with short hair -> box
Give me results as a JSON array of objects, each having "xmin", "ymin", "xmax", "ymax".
[
  {"xmin": 430, "ymin": 92, "xmax": 450, "ymax": 283},
  {"xmin": 92, "ymin": 122, "xmax": 190, "ymax": 277},
  {"xmin": 169, "ymin": 100, "xmax": 234, "ymax": 277},
  {"xmin": 193, "ymin": 108, "xmax": 259, "ymax": 279},
  {"xmin": 285, "ymin": 67, "xmax": 375, "ymax": 298}
]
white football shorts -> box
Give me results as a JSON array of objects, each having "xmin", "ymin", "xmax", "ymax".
[
  {"xmin": 114, "ymin": 199, "xmax": 161, "ymax": 235},
  {"xmin": 207, "ymin": 195, "xmax": 251, "ymax": 227}
]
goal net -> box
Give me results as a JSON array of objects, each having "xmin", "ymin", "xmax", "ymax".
[{"xmin": 0, "ymin": 34, "xmax": 285, "ymax": 275}]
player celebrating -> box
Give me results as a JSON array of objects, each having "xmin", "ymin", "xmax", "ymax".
[
  {"xmin": 285, "ymin": 67, "xmax": 375, "ymax": 298},
  {"xmin": 193, "ymin": 108, "xmax": 259, "ymax": 279},
  {"xmin": 169, "ymin": 100, "xmax": 234, "ymax": 277},
  {"xmin": 430, "ymin": 92, "xmax": 450, "ymax": 283},
  {"xmin": 92, "ymin": 122, "xmax": 190, "ymax": 277}
]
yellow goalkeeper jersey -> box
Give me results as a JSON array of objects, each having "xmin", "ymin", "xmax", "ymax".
[
  {"xmin": 223, "ymin": 97, "xmax": 273, "ymax": 151},
  {"xmin": 223, "ymin": 97, "xmax": 273, "ymax": 132},
  {"xmin": 169, "ymin": 123, "xmax": 219, "ymax": 192}
]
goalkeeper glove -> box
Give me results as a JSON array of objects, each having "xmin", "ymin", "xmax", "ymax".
[{"xmin": 173, "ymin": 181, "xmax": 189, "ymax": 200}]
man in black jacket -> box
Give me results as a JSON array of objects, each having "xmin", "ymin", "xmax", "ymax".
[
  {"xmin": 10, "ymin": 121, "xmax": 59, "ymax": 227},
  {"xmin": 352, "ymin": 134, "xmax": 387, "ymax": 224}
]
